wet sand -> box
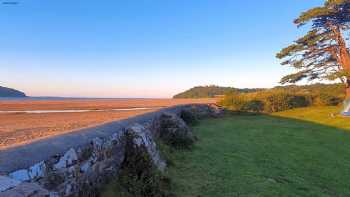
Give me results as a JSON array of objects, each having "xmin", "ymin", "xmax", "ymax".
[{"xmin": 0, "ymin": 98, "xmax": 216, "ymax": 149}]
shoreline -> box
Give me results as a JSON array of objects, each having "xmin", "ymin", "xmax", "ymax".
[
  {"xmin": 0, "ymin": 104, "xmax": 211, "ymax": 174},
  {"xmin": 0, "ymin": 98, "xmax": 216, "ymax": 150},
  {"xmin": 0, "ymin": 98, "xmax": 216, "ymax": 110}
]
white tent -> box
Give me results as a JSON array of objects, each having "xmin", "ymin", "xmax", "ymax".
[{"xmin": 342, "ymin": 100, "xmax": 350, "ymax": 116}]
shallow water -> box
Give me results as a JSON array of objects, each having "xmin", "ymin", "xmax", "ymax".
[{"xmin": 0, "ymin": 107, "xmax": 154, "ymax": 114}]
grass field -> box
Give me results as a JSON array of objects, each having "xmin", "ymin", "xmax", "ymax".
[
  {"xmin": 166, "ymin": 107, "xmax": 350, "ymax": 196},
  {"xmin": 273, "ymin": 106, "xmax": 350, "ymax": 130}
]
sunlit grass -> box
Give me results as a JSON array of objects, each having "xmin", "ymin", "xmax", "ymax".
[{"xmin": 273, "ymin": 106, "xmax": 350, "ymax": 130}]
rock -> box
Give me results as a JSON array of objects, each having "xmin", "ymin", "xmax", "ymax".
[
  {"xmin": 189, "ymin": 105, "xmax": 212, "ymax": 118},
  {"xmin": 40, "ymin": 171, "xmax": 65, "ymax": 190},
  {"xmin": 67, "ymin": 165, "xmax": 79, "ymax": 178},
  {"xmin": 186, "ymin": 104, "xmax": 224, "ymax": 118},
  {"xmin": 126, "ymin": 124, "xmax": 166, "ymax": 171},
  {"xmin": 29, "ymin": 161, "xmax": 46, "ymax": 179},
  {"xmin": 0, "ymin": 182, "xmax": 50, "ymax": 197},
  {"xmin": 80, "ymin": 159, "xmax": 93, "ymax": 173},
  {"xmin": 208, "ymin": 104, "xmax": 225, "ymax": 117},
  {"xmin": 155, "ymin": 113, "xmax": 195, "ymax": 148},
  {"xmin": 0, "ymin": 176, "xmax": 20, "ymax": 192},
  {"xmin": 76, "ymin": 146, "xmax": 93, "ymax": 162},
  {"xmin": 179, "ymin": 108, "xmax": 198, "ymax": 125},
  {"xmin": 90, "ymin": 138, "xmax": 105, "ymax": 163},
  {"xmin": 64, "ymin": 183, "xmax": 73, "ymax": 196},
  {"xmin": 54, "ymin": 148, "xmax": 78, "ymax": 170},
  {"xmin": 92, "ymin": 137, "xmax": 103, "ymax": 151},
  {"xmin": 9, "ymin": 169, "xmax": 30, "ymax": 182}
]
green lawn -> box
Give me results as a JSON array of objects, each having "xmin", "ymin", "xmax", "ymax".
[
  {"xmin": 167, "ymin": 107, "xmax": 350, "ymax": 196},
  {"xmin": 273, "ymin": 106, "xmax": 350, "ymax": 130}
]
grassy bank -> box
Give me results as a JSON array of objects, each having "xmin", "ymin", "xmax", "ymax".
[
  {"xmin": 101, "ymin": 107, "xmax": 350, "ymax": 196},
  {"xmin": 167, "ymin": 107, "xmax": 350, "ymax": 196}
]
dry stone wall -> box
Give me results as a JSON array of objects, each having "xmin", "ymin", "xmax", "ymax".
[{"xmin": 0, "ymin": 104, "xmax": 223, "ymax": 197}]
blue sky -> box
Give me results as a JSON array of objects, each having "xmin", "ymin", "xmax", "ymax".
[{"xmin": 0, "ymin": 0, "xmax": 324, "ymax": 98}]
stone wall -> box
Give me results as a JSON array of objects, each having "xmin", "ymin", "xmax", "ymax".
[{"xmin": 0, "ymin": 104, "xmax": 223, "ymax": 197}]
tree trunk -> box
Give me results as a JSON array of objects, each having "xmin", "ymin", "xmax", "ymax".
[
  {"xmin": 332, "ymin": 26, "xmax": 350, "ymax": 98},
  {"xmin": 340, "ymin": 48, "xmax": 350, "ymax": 98}
]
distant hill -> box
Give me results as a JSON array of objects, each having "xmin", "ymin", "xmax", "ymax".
[
  {"xmin": 173, "ymin": 85, "xmax": 263, "ymax": 98},
  {"xmin": 0, "ymin": 86, "xmax": 27, "ymax": 97}
]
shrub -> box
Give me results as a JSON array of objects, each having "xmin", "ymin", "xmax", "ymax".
[
  {"xmin": 219, "ymin": 93, "xmax": 248, "ymax": 111},
  {"xmin": 263, "ymin": 92, "xmax": 289, "ymax": 112},
  {"xmin": 220, "ymin": 84, "xmax": 346, "ymax": 113},
  {"xmin": 114, "ymin": 133, "xmax": 173, "ymax": 197},
  {"xmin": 221, "ymin": 89, "xmax": 311, "ymax": 113},
  {"xmin": 242, "ymin": 100, "xmax": 264, "ymax": 113},
  {"xmin": 260, "ymin": 92, "xmax": 310, "ymax": 113},
  {"xmin": 313, "ymin": 93, "xmax": 343, "ymax": 106},
  {"xmin": 288, "ymin": 95, "xmax": 310, "ymax": 108}
]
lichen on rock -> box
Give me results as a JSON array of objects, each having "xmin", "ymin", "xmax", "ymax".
[
  {"xmin": 115, "ymin": 125, "xmax": 172, "ymax": 197},
  {"xmin": 126, "ymin": 123, "xmax": 166, "ymax": 171}
]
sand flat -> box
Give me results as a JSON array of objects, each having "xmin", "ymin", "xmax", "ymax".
[{"xmin": 0, "ymin": 98, "xmax": 216, "ymax": 149}]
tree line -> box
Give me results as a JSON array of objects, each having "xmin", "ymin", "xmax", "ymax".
[
  {"xmin": 173, "ymin": 85, "xmax": 262, "ymax": 99},
  {"xmin": 220, "ymin": 83, "xmax": 345, "ymax": 113}
]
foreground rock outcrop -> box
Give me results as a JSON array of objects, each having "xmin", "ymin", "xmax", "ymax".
[{"xmin": 0, "ymin": 104, "xmax": 223, "ymax": 197}]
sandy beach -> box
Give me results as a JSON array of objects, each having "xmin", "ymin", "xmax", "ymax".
[{"xmin": 0, "ymin": 98, "xmax": 216, "ymax": 149}]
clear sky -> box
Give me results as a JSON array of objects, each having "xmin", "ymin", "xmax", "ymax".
[{"xmin": 0, "ymin": 0, "xmax": 324, "ymax": 98}]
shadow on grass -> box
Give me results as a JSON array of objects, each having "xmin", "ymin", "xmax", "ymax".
[
  {"xmin": 227, "ymin": 108, "xmax": 350, "ymax": 132},
  {"xmin": 167, "ymin": 110, "xmax": 350, "ymax": 197}
]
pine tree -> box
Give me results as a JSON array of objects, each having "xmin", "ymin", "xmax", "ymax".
[{"xmin": 277, "ymin": 0, "xmax": 350, "ymax": 98}]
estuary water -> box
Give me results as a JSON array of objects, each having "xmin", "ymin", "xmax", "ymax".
[
  {"xmin": 0, "ymin": 97, "xmax": 158, "ymax": 114},
  {"xmin": 0, "ymin": 107, "xmax": 155, "ymax": 114}
]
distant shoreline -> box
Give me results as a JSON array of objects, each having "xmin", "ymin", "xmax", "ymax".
[{"xmin": 0, "ymin": 97, "xmax": 175, "ymax": 101}]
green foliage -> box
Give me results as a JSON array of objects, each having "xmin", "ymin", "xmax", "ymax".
[
  {"xmin": 262, "ymin": 92, "xmax": 296, "ymax": 113},
  {"xmin": 220, "ymin": 83, "xmax": 344, "ymax": 113},
  {"xmin": 173, "ymin": 85, "xmax": 262, "ymax": 98},
  {"xmin": 221, "ymin": 90, "xmax": 310, "ymax": 113},
  {"xmin": 242, "ymin": 100, "xmax": 264, "ymax": 113},
  {"xmin": 219, "ymin": 92, "xmax": 247, "ymax": 111},
  {"xmin": 277, "ymin": 0, "xmax": 350, "ymax": 85},
  {"xmin": 315, "ymin": 92, "xmax": 343, "ymax": 106},
  {"xmin": 101, "ymin": 133, "xmax": 173, "ymax": 197},
  {"xmin": 261, "ymin": 91, "xmax": 310, "ymax": 113}
]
